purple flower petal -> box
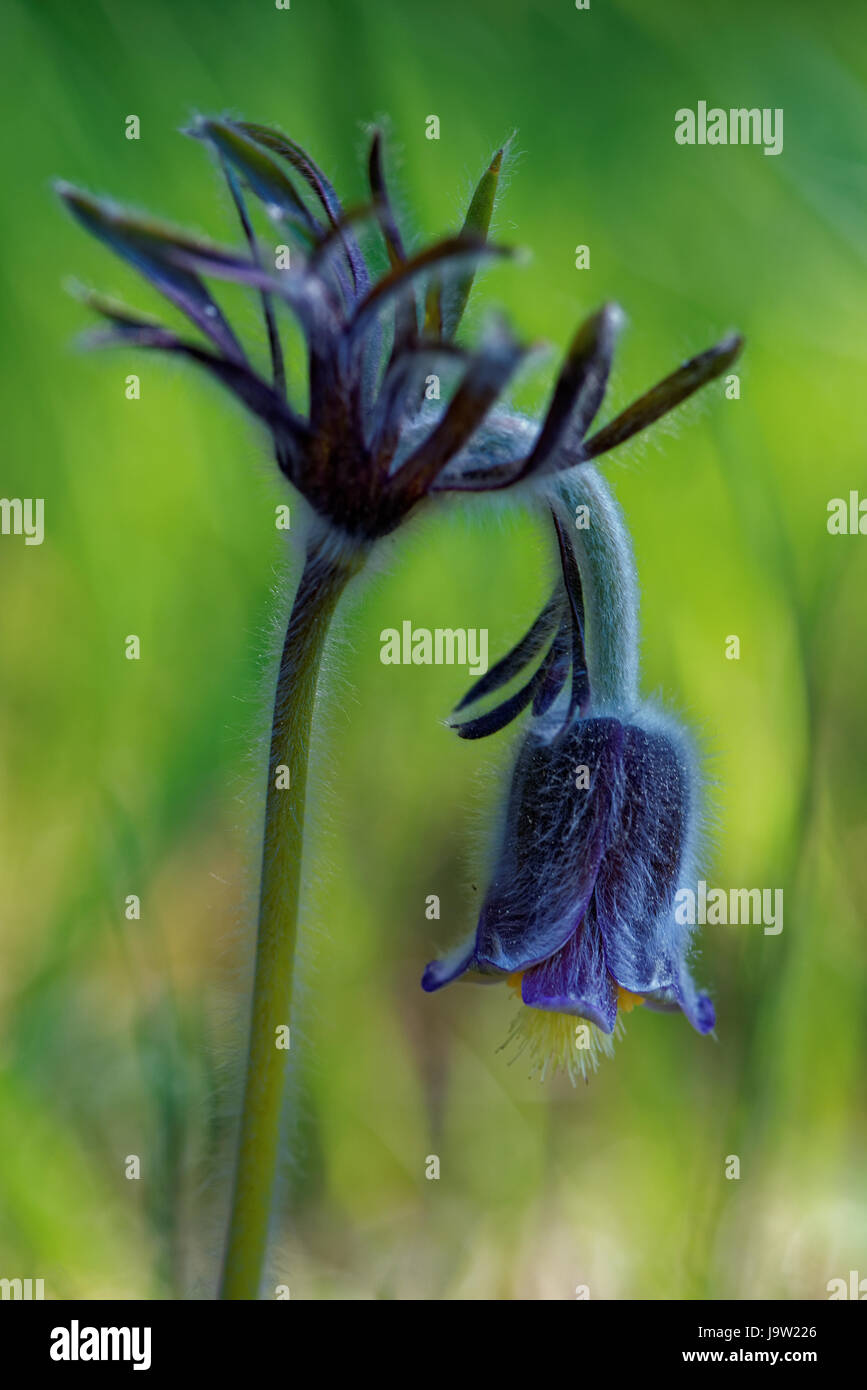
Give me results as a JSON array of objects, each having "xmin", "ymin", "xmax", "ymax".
[
  {"xmin": 520, "ymin": 905, "xmax": 618, "ymax": 1032},
  {"xmin": 474, "ymin": 716, "xmax": 625, "ymax": 972},
  {"xmin": 642, "ymin": 982, "xmax": 716, "ymax": 1035},
  {"xmin": 593, "ymin": 721, "xmax": 690, "ymax": 995},
  {"xmin": 421, "ymin": 936, "xmax": 476, "ymax": 992}
]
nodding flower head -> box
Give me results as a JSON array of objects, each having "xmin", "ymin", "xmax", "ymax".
[
  {"xmin": 57, "ymin": 117, "xmax": 741, "ymax": 553},
  {"xmin": 423, "ymin": 462, "xmax": 724, "ymax": 1083},
  {"xmin": 424, "ymin": 702, "xmax": 712, "ymax": 1082}
]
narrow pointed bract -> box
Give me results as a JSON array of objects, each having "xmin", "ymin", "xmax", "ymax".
[
  {"xmin": 430, "ymin": 316, "xmax": 742, "ymax": 493},
  {"xmin": 196, "ymin": 118, "xmax": 320, "ymax": 236},
  {"xmin": 582, "ymin": 333, "xmax": 743, "ymax": 459},
  {"xmin": 440, "ymin": 138, "xmax": 510, "ymax": 338},
  {"xmin": 511, "ymin": 302, "xmax": 623, "ymax": 481},
  {"xmin": 57, "ymin": 183, "xmax": 249, "ymax": 363}
]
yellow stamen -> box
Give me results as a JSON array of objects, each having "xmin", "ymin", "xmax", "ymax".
[
  {"xmin": 616, "ymin": 986, "xmax": 644, "ymax": 1014},
  {"xmin": 500, "ymin": 974, "xmax": 643, "ymax": 1084}
]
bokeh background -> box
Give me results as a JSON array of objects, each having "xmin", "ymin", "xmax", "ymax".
[{"xmin": 1, "ymin": 0, "xmax": 865, "ymax": 1299}]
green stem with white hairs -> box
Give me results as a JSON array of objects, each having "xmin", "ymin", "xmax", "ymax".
[
  {"xmin": 220, "ymin": 537, "xmax": 363, "ymax": 1300},
  {"xmin": 552, "ymin": 468, "xmax": 640, "ymax": 712}
]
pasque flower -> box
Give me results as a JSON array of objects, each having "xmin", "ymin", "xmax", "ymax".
[
  {"xmin": 58, "ymin": 114, "xmax": 740, "ymax": 1285},
  {"xmin": 423, "ymin": 440, "xmax": 730, "ymax": 1082}
]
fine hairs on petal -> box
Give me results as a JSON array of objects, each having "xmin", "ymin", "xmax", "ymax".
[{"xmin": 500, "ymin": 1005, "xmax": 626, "ymax": 1086}]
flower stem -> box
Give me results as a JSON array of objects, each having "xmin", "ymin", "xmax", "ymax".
[
  {"xmin": 220, "ymin": 539, "xmax": 361, "ymax": 1300},
  {"xmin": 552, "ymin": 470, "xmax": 640, "ymax": 712}
]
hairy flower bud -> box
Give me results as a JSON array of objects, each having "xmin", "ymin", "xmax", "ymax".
[{"xmin": 424, "ymin": 708, "xmax": 712, "ymax": 1034}]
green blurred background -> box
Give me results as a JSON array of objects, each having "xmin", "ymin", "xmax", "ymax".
[{"xmin": 1, "ymin": 0, "xmax": 865, "ymax": 1299}]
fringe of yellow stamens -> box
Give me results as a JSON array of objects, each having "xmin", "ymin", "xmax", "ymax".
[
  {"xmin": 615, "ymin": 986, "xmax": 644, "ymax": 1013},
  {"xmin": 501, "ymin": 974, "xmax": 643, "ymax": 1085}
]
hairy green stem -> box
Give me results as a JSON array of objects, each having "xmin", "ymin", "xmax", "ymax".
[
  {"xmin": 220, "ymin": 539, "xmax": 361, "ymax": 1300},
  {"xmin": 553, "ymin": 469, "xmax": 640, "ymax": 711}
]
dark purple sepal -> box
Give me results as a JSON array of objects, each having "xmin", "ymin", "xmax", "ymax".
[
  {"xmin": 642, "ymin": 982, "xmax": 716, "ymax": 1035},
  {"xmin": 473, "ymin": 716, "xmax": 625, "ymax": 972},
  {"xmin": 520, "ymin": 905, "xmax": 618, "ymax": 1032},
  {"xmin": 421, "ymin": 938, "xmax": 476, "ymax": 992},
  {"xmin": 593, "ymin": 722, "xmax": 690, "ymax": 996}
]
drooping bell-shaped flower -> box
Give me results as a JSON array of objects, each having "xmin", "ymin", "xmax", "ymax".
[{"xmin": 423, "ymin": 460, "xmax": 722, "ymax": 1082}]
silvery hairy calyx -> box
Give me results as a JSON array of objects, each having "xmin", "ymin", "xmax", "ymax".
[{"xmin": 58, "ymin": 116, "xmax": 741, "ymax": 1297}]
